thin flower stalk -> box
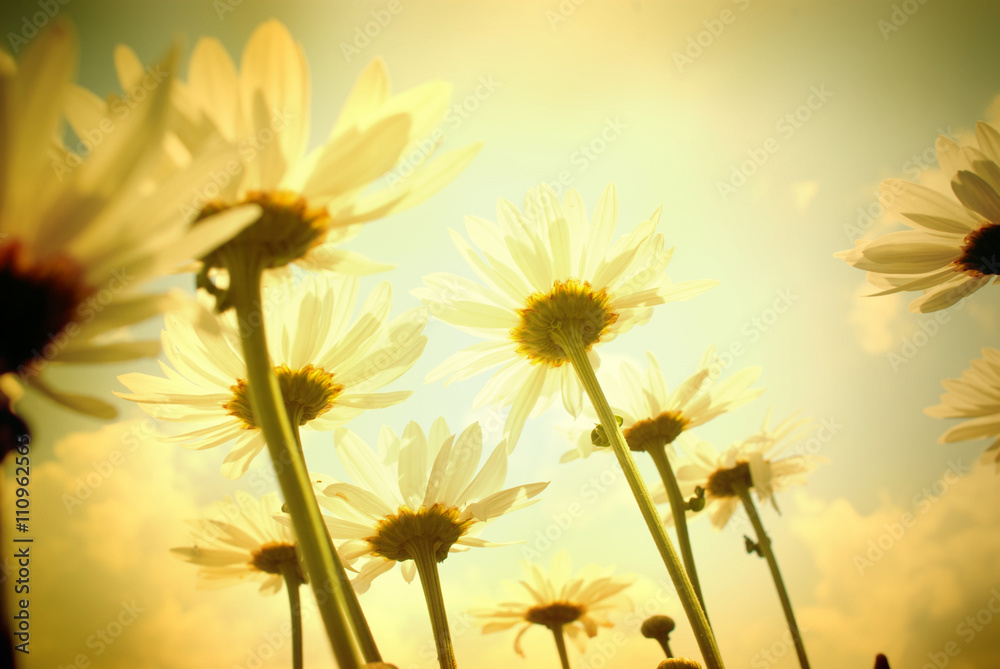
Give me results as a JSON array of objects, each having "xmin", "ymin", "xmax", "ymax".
[
  {"xmin": 409, "ymin": 537, "xmax": 457, "ymax": 669},
  {"xmin": 550, "ymin": 326, "xmax": 724, "ymax": 669},
  {"xmin": 280, "ymin": 564, "xmax": 304, "ymax": 669},
  {"xmin": 552, "ymin": 626, "xmax": 571, "ymax": 669},
  {"xmin": 734, "ymin": 480, "xmax": 810, "ymax": 669}
]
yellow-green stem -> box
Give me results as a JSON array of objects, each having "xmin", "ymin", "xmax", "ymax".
[
  {"xmin": 648, "ymin": 443, "xmax": 706, "ymax": 611},
  {"xmin": 734, "ymin": 482, "xmax": 810, "ymax": 669},
  {"xmin": 409, "ymin": 538, "xmax": 457, "ymax": 669},
  {"xmin": 230, "ymin": 264, "xmax": 361, "ymax": 669},
  {"xmin": 290, "ymin": 423, "xmax": 383, "ymax": 663},
  {"xmin": 551, "ymin": 327, "xmax": 724, "ymax": 669},
  {"xmin": 281, "ymin": 566, "xmax": 304, "ymax": 669},
  {"xmin": 551, "ymin": 625, "xmax": 571, "ymax": 669}
]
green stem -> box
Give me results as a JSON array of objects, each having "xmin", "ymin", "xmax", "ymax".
[
  {"xmin": 290, "ymin": 425, "xmax": 383, "ymax": 663},
  {"xmin": 734, "ymin": 482, "xmax": 810, "ymax": 669},
  {"xmin": 551, "ymin": 625, "xmax": 571, "ymax": 669},
  {"xmin": 551, "ymin": 328, "xmax": 724, "ymax": 669},
  {"xmin": 648, "ymin": 443, "xmax": 706, "ymax": 611},
  {"xmin": 281, "ymin": 566, "xmax": 304, "ymax": 669},
  {"xmin": 229, "ymin": 264, "xmax": 362, "ymax": 669},
  {"xmin": 409, "ymin": 538, "xmax": 457, "ymax": 669}
]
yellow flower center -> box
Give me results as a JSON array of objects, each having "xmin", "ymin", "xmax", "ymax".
[
  {"xmin": 0, "ymin": 240, "xmax": 93, "ymax": 376},
  {"xmin": 365, "ymin": 504, "xmax": 475, "ymax": 562},
  {"xmin": 623, "ymin": 410, "xmax": 690, "ymax": 452},
  {"xmin": 954, "ymin": 223, "xmax": 1000, "ymax": 277},
  {"xmin": 249, "ymin": 541, "xmax": 303, "ymax": 582},
  {"xmin": 195, "ymin": 191, "xmax": 330, "ymax": 307},
  {"xmin": 705, "ymin": 461, "xmax": 752, "ymax": 499},
  {"xmin": 525, "ymin": 602, "xmax": 586, "ymax": 629},
  {"xmin": 224, "ymin": 364, "xmax": 343, "ymax": 429},
  {"xmin": 510, "ymin": 279, "xmax": 619, "ymax": 366}
]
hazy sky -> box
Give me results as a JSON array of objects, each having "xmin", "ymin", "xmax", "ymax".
[{"xmin": 3, "ymin": 1, "xmax": 1000, "ymax": 668}]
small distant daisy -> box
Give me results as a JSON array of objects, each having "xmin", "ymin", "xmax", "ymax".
[
  {"xmin": 314, "ymin": 418, "xmax": 548, "ymax": 593},
  {"xmin": 415, "ymin": 183, "xmax": 718, "ymax": 449},
  {"xmin": 471, "ymin": 551, "xmax": 634, "ymax": 658},
  {"xmin": 671, "ymin": 413, "xmax": 823, "ymax": 529},
  {"xmin": 0, "ymin": 22, "xmax": 256, "ymax": 421},
  {"xmin": 925, "ymin": 347, "xmax": 1000, "ymax": 470},
  {"xmin": 836, "ymin": 122, "xmax": 1000, "ymax": 312},
  {"xmin": 117, "ymin": 273, "xmax": 427, "ymax": 478},
  {"xmin": 171, "ymin": 492, "xmax": 303, "ymax": 595},
  {"xmin": 562, "ymin": 347, "xmax": 763, "ymax": 462},
  {"xmin": 106, "ymin": 19, "xmax": 480, "ymax": 298}
]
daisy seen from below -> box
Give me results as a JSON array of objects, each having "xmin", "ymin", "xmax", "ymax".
[
  {"xmin": 836, "ymin": 122, "xmax": 1000, "ymax": 312},
  {"xmin": 671, "ymin": 412, "xmax": 821, "ymax": 530},
  {"xmin": 0, "ymin": 22, "xmax": 258, "ymax": 424},
  {"xmin": 313, "ymin": 418, "xmax": 548, "ymax": 668},
  {"xmin": 416, "ymin": 183, "xmax": 718, "ymax": 450},
  {"xmin": 925, "ymin": 347, "xmax": 1000, "ymax": 470},
  {"xmin": 472, "ymin": 551, "xmax": 634, "ymax": 668},
  {"xmin": 104, "ymin": 18, "xmax": 481, "ymax": 302},
  {"xmin": 172, "ymin": 491, "xmax": 308, "ymax": 668},
  {"xmin": 116, "ymin": 273, "xmax": 427, "ymax": 479},
  {"xmin": 673, "ymin": 412, "xmax": 823, "ymax": 669},
  {"xmin": 562, "ymin": 347, "xmax": 763, "ymax": 463}
]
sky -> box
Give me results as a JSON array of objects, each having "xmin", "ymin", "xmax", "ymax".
[{"xmin": 2, "ymin": 0, "xmax": 1000, "ymax": 667}]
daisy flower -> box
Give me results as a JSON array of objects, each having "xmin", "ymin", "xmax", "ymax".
[
  {"xmin": 415, "ymin": 183, "xmax": 718, "ymax": 449},
  {"xmin": 171, "ymin": 491, "xmax": 303, "ymax": 595},
  {"xmin": 836, "ymin": 122, "xmax": 1000, "ymax": 312},
  {"xmin": 925, "ymin": 347, "xmax": 1000, "ymax": 470},
  {"xmin": 561, "ymin": 347, "xmax": 763, "ymax": 462},
  {"xmin": 471, "ymin": 551, "xmax": 634, "ymax": 658},
  {"xmin": 116, "ymin": 273, "xmax": 427, "ymax": 478},
  {"xmin": 0, "ymin": 22, "xmax": 257, "ymax": 422},
  {"xmin": 106, "ymin": 19, "xmax": 480, "ymax": 296},
  {"xmin": 314, "ymin": 418, "xmax": 548, "ymax": 593},
  {"xmin": 671, "ymin": 413, "xmax": 823, "ymax": 529}
]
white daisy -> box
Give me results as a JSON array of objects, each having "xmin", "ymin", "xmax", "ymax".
[
  {"xmin": 116, "ymin": 273, "xmax": 427, "ymax": 478},
  {"xmin": 414, "ymin": 183, "xmax": 718, "ymax": 450},
  {"xmin": 471, "ymin": 550, "xmax": 634, "ymax": 657},
  {"xmin": 925, "ymin": 347, "xmax": 1000, "ymax": 470},
  {"xmin": 171, "ymin": 491, "xmax": 303, "ymax": 595},
  {"xmin": 836, "ymin": 122, "xmax": 1000, "ymax": 312},
  {"xmin": 670, "ymin": 413, "xmax": 824, "ymax": 529},
  {"xmin": 314, "ymin": 418, "xmax": 548, "ymax": 593},
  {"xmin": 561, "ymin": 347, "xmax": 763, "ymax": 462},
  {"xmin": 103, "ymin": 19, "xmax": 481, "ymax": 294},
  {"xmin": 0, "ymin": 22, "xmax": 257, "ymax": 420}
]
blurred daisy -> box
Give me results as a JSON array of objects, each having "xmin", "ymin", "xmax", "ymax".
[
  {"xmin": 415, "ymin": 183, "xmax": 718, "ymax": 449},
  {"xmin": 171, "ymin": 492, "xmax": 303, "ymax": 595},
  {"xmin": 314, "ymin": 418, "xmax": 548, "ymax": 593},
  {"xmin": 925, "ymin": 347, "xmax": 1000, "ymax": 470},
  {"xmin": 836, "ymin": 122, "xmax": 1000, "ymax": 312},
  {"xmin": 103, "ymin": 19, "xmax": 480, "ymax": 296},
  {"xmin": 117, "ymin": 274, "xmax": 427, "ymax": 478},
  {"xmin": 671, "ymin": 413, "xmax": 824, "ymax": 529},
  {"xmin": 561, "ymin": 347, "xmax": 763, "ymax": 462},
  {"xmin": 471, "ymin": 551, "xmax": 634, "ymax": 658},
  {"xmin": 0, "ymin": 22, "xmax": 257, "ymax": 420}
]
